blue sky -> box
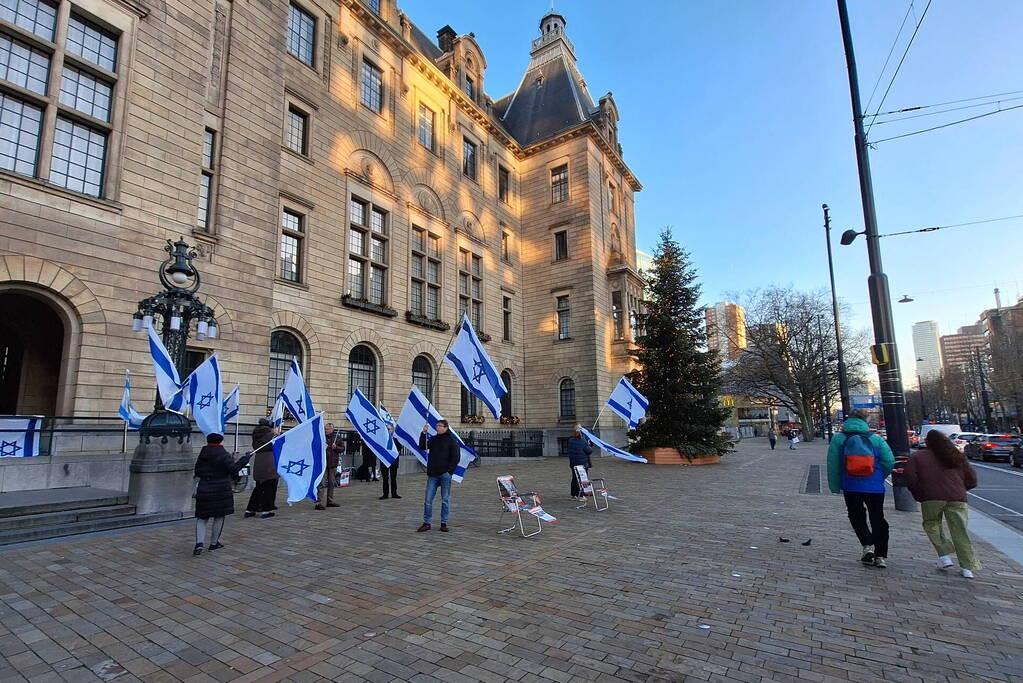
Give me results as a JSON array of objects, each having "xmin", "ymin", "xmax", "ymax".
[{"xmin": 400, "ymin": 0, "xmax": 1023, "ymax": 378}]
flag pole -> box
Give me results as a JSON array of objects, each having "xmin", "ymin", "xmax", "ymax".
[
  {"xmin": 233, "ymin": 418, "xmax": 239, "ymax": 453},
  {"xmin": 429, "ymin": 316, "xmax": 463, "ymax": 407},
  {"xmin": 122, "ymin": 419, "xmax": 128, "ymax": 453},
  {"xmin": 591, "ymin": 403, "xmax": 610, "ymax": 431}
]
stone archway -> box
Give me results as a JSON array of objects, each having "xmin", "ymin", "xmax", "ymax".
[{"xmin": 0, "ymin": 291, "xmax": 67, "ymax": 415}]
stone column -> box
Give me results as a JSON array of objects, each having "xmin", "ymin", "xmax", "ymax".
[{"xmin": 128, "ymin": 410, "xmax": 195, "ymax": 517}]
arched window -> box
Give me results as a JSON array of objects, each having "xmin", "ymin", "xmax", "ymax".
[
  {"xmin": 412, "ymin": 355, "xmax": 433, "ymax": 402},
  {"xmin": 611, "ymin": 225, "xmax": 623, "ymax": 256},
  {"xmin": 268, "ymin": 330, "xmax": 303, "ymax": 407},
  {"xmin": 500, "ymin": 370, "xmax": 513, "ymax": 419},
  {"xmin": 559, "ymin": 378, "xmax": 576, "ymax": 418},
  {"xmin": 461, "ymin": 385, "xmax": 478, "ymax": 418},
  {"xmin": 348, "ymin": 345, "xmax": 377, "ymax": 403}
]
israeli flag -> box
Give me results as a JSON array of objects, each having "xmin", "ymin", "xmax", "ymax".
[
  {"xmin": 0, "ymin": 417, "xmax": 42, "ymax": 458},
  {"xmin": 118, "ymin": 371, "xmax": 145, "ymax": 430},
  {"xmin": 579, "ymin": 426, "xmax": 647, "ymax": 463},
  {"xmin": 345, "ymin": 389, "xmax": 398, "ymax": 467},
  {"xmin": 606, "ymin": 377, "xmax": 649, "ymax": 429},
  {"xmin": 278, "ymin": 360, "xmax": 316, "ymax": 423},
  {"xmin": 379, "ymin": 403, "xmax": 399, "ymax": 455},
  {"xmin": 222, "ymin": 385, "xmax": 240, "ymax": 426},
  {"xmin": 270, "ymin": 412, "xmax": 326, "ymax": 504},
  {"xmin": 444, "ymin": 315, "xmax": 507, "ymax": 419},
  {"xmin": 269, "ymin": 396, "xmax": 285, "ymax": 427},
  {"xmin": 147, "ymin": 324, "xmax": 186, "ymax": 412},
  {"xmin": 394, "ymin": 386, "xmax": 478, "ymax": 482},
  {"xmin": 378, "ymin": 403, "xmax": 395, "ymax": 426},
  {"xmin": 186, "ymin": 354, "xmax": 223, "ymax": 436}
]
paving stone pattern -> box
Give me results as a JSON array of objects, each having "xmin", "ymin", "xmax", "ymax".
[{"xmin": 1, "ymin": 440, "xmax": 1021, "ymax": 682}]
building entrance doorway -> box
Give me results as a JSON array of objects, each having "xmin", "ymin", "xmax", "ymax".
[{"xmin": 0, "ymin": 292, "xmax": 65, "ymax": 415}]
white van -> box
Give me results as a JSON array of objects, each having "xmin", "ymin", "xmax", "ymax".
[{"xmin": 919, "ymin": 424, "xmax": 962, "ymax": 443}]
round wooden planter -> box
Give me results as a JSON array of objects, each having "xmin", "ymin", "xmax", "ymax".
[{"xmin": 637, "ymin": 448, "xmax": 722, "ymax": 466}]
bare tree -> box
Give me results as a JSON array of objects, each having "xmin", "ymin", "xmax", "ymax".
[{"xmin": 724, "ymin": 286, "xmax": 869, "ymax": 441}]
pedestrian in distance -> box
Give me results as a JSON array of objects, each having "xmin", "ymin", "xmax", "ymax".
[
  {"xmin": 380, "ymin": 423, "xmax": 401, "ymax": 500},
  {"xmin": 193, "ymin": 433, "xmax": 251, "ymax": 556},
  {"xmin": 903, "ymin": 430, "xmax": 982, "ymax": 578},
  {"xmin": 768, "ymin": 429, "xmax": 777, "ymax": 450},
  {"xmin": 244, "ymin": 418, "xmax": 279, "ymax": 519},
  {"xmin": 315, "ymin": 423, "xmax": 343, "ymax": 510},
  {"xmin": 789, "ymin": 433, "xmax": 799, "ymax": 450},
  {"xmin": 827, "ymin": 410, "xmax": 895, "ymax": 568},
  {"xmin": 417, "ymin": 420, "xmax": 460, "ymax": 532},
  {"xmin": 567, "ymin": 425, "xmax": 593, "ymax": 501}
]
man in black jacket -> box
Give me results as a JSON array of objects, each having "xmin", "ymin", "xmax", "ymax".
[{"xmin": 417, "ymin": 420, "xmax": 460, "ymax": 532}]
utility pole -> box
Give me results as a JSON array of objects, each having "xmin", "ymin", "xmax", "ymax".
[
  {"xmin": 836, "ymin": 0, "xmax": 914, "ymax": 511},
  {"xmin": 823, "ymin": 204, "xmax": 851, "ymax": 417}
]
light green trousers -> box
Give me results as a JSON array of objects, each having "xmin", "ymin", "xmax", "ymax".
[{"xmin": 920, "ymin": 500, "xmax": 981, "ymax": 571}]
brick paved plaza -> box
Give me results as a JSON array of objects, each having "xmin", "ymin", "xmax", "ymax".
[{"xmin": 1, "ymin": 440, "xmax": 1022, "ymax": 683}]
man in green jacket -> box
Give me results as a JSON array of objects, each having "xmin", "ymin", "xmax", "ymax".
[{"xmin": 827, "ymin": 411, "xmax": 895, "ymax": 567}]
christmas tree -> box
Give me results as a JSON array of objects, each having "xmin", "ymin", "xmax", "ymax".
[{"xmin": 630, "ymin": 229, "xmax": 731, "ymax": 457}]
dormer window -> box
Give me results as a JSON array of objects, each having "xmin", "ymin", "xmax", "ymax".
[{"xmin": 464, "ymin": 74, "xmax": 475, "ymax": 100}]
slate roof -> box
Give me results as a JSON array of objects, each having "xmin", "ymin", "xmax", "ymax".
[
  {"xmin": 408, "ymin": 21, "xmax": 444, "ymax": 60},
  {"xmin": 495, "ymin": 57, "xmax": 597, "ymax": 147}
]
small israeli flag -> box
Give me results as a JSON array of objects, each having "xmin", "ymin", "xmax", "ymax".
[
  {"xmin": 579, "ymin": 427, "xmax": 647, "ymax": 463},
  {"xmin": 345, "ymin": 389, "xmax": 398, "ymax": 467},
  {"xmin": 394, "ymin": 386, "xmax": 478, "ymax": 482},
  {"xmin": 279, "ymin": 360, "xmax": 316, "ymax": 424},
  {"xmin": 118, "ymin": 371, "xmax": 145, "ymax": 430},
  {"xmin": 269, "ymin": 396, "xmax": 285, "ymax": 427},
  {"xmin": 147, "ymin": 324, "xmax": 186, "ymax": 412},
  {"xmin": 379, "ymin": 402, "xmax": 399, "ymax": 455},
  {"xmin": 222, "ymin": 385, "xmax": 240, "ymax": 426},
  {"xmin": 0, "ymin": 417, "xmax": 42, "ymax": 458},
  {"xmin": 270, "ymin": 412, "xmax": 326, "ymax": 504},
  {"xmin": 186, "ymin": 354, "xmax": 223, "ymax": 436},
  {"xmin": 445, "ymin": 315, "xmax": 507, "ymax": 419},
  {"xmin": 605, "ymin": 377, "xmax": 649, "ymax": 429}
]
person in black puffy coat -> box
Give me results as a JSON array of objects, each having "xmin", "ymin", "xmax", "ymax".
[
  {"xmin": 193, "ymin": 433, "xmax": 251, "ymax": 556},
  {"xmin": 567, "ymin": 426, "xmax": 593, "ymax": 501}
]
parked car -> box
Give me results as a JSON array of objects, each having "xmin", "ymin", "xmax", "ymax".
[
  {"xmin": 908, "ymin": 431, "xmax": 920, "ymax": 448},
  {"xmin": 950, "ymin": 432, "xmax": 984, "ymax": 453},
  {"xmin": 965, "ymin": 434, "xmax": 1021, "ymax": 463},
  {"xmin": 919, "ymin": 424, "xmax": 962, "ymax": 444}
]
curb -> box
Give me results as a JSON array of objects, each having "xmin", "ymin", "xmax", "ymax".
[{"xmin": 969, "ymin": 505, "xmax": 1023, "ymax": 570}]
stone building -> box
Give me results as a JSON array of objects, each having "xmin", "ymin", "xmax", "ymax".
[{"xmin": 0, "ymin": 0, "xmax": 643, "ymax": 489}]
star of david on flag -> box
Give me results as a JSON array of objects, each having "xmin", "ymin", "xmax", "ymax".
[
  {"xmin": 118, "ymin": 370, "xmax": 145, "ymax": 430},
  {"xmin": 270, "ymin": 412, "xmax": 326, "ymax": 504},
  {"xmin": 186, "ymin": 354, "xmax": 223, "ymax": 436},
  {"xmin": 345, "ymin": 389, "xmax": 398, "ymax": 467},
  {"xmin": 579, "ymin": 426, "xmax": 647, "ymax": 463},
  {"xmin": 0, "ymin": 417, "xmax": 42, "ymax": 458},
  {"xmin": 605, "ymin": 377, "xmax": 649, "ymax": 429},
  {"xmin": 394, "ymin": 386, "xmax": 477, "ymax": 482},
  {"xmin": 277, "ymin": 360, "xmax": 316, "ymax": 424},
  {"xmin": 444, "ymin": 314, "xmax": 507, "ymax": 419}
]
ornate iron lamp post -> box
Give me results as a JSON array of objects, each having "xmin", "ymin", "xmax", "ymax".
[{"xmin": 132, "ymin": 238, "xmax": 218, "ymax": 438}]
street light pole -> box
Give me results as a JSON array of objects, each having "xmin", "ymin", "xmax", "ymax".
[
  {"xmin": 917, "ymin": 374, "xmax": 927, "ymax": 423},
  {"xmin": 836, "ymin": 0, "xmax": 914, "ymax": 511},
  {"xmin": 822, "ymin": 204, "xmax": 850, "ymax": 416}
]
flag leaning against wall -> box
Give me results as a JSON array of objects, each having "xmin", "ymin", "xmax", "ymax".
[
  {"xmin": 118, "ymin": 371, "xmax": 145, "ymax": 430},
  {"xmin": 0, "ymin": 417, "xmax": 42, "ymax": 458}
]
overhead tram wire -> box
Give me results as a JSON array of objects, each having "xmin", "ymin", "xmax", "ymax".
[
  {"xmin": 864, "ymin": 0, "xmax": 934, "ymax": 138},
  {"xmin": 862, "ymin": 0, "xmax": 916, "ymax": 116},
  {"xmin": 868, "ymin": 95, "xmax": 1023, "ymax": 125},
  {"xmin": 865, "ymin": 89, "xmax": 1023, "ymax": 120},
  {"xmin": 869, "ymin": 103, "xmax": 1023, "ymax": 145},
  {"xmin": 879, "ymin": 214, "xmax": 1023, "ymax": 238}
]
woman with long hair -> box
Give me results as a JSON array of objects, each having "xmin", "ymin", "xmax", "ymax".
[{"xmin": 903, "ymin": 430, "xmax": 980, "ymax": 578}]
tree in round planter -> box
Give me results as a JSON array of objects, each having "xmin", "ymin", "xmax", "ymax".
[{"xmin": 630, "ymin": 229, "xmax": 731, "ymax": 463}]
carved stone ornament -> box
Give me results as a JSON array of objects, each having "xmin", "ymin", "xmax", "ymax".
[{"xmin": 415, "ymin": 189, "xmax": 437, "ymax": 215}]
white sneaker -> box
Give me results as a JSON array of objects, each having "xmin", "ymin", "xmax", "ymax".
[
  {"xmin": 938, "ymin": 555, "xmax": 954, "ymax": 570},
  {"xmin": 961, "ymin": 569, "xmax": 974, "ymax": 579}
]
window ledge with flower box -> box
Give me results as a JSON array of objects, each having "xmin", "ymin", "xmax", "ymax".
[
  {"xmin": 461, "ymin": 415, "xmax": 486, "ymax": 425},
  {"xmin": 341, "ymin": 295, "xmax": 397, "ymax": 317},
  {"xmin": 405, "ymin": 312, "xmax": 450, "ymax": 331},
  {"xmin": 499, "ymin": 416, "xmax": 521, "ymax": 426}
]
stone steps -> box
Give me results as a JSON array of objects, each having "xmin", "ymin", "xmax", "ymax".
[
  {"xmin": 0, "ymin": 511, "xmax": 185, "ymax": 545},
  {"xmin": 0, "ymin": 504, "xmax": 137, "ymax": 532}
]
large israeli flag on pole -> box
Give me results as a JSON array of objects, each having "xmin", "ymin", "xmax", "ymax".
[
  {"xmin": 222, "ymin": 385, "xmax": 240, "ymax": 426},
  {"xmin": 0, "ymin": 417, "xmax": 42, "ymax": 458},
  {"xmin": 444, "ymin": 315, "xmax": 507, "ymax": 419},
  {"xmin": 579, "ymin": 426, "xmax": 647, "ymax": 463},
  {"xmin": 118, "ymin": 371, "xmax": 145, "ymax": 430},
  {"xmin": 345, "ymin": 389, "xmax": 398, "ymax": 467},
  {"xmin": 270, "ymin": 412, "xmax": 326, "ymax": 504},
  {"xmin": 186, "ymin": 354, "xmax": 223, "ymax": 436},
  {"xmin": 278, "ymin": 360, "xmax": 316, "ymax": 424},
  {"xmin": 147, "ymin": 323, "xmax": 186, "ymax": 412},
  {"xmin": 606, "ymin": 377, "xmax": 649, "ymax": 428},
  {"xmin": 394, "ymin": 386, "xmax": 478, "ymax": 482}
]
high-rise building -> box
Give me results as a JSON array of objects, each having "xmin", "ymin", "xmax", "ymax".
[
  {"xmin": 912, "ymin": 321, "xmax": 943, "ymax": 381},
  {"xmin": 705, "ymin": 302, "xmax": 746, "ymax": 360},
  {"xmin": 940, "ymin": 325, "xmax": 986, "ymax": 372}
]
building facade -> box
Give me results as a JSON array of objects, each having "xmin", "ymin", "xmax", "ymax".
[
  {"xmin": 0, "ymin": 0, "xmax": 643, "ymax": 486},
  {"xmin": 912, "ymin": 320, "xmax": 943, "ymax": 381},
  {"xmin": 705, "ymin": 301, "xmax": 746, "ymax": 361},
  {"xmin": 939, "ymin": 324, "xmax": 985, "ymax": 372}
]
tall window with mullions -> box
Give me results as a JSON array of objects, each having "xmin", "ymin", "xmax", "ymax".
[
  {"xmin": 412, "ymin": 355, "xmax": 433, "ymax": 402},
  {"xmin": 348, "ymin": 345, "xmax": 377, "ymax": 403},
  {"xmin": 559, "ymin": 378, "xmax": 576, "ymax": 418},
  {"xmin": 268, "ymin": 331, "xmax": 303, "ymax": 407}
]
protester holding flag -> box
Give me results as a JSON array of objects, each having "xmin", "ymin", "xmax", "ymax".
[
  {"xmin": 567, "ymin": 426, "xmax": 593, "ymax": 501},
  {"xmin": 315, "ymin": 423, "xmax": 343, "ymax": 511},
  {"xmin": 193, "ymin": 433, "xmax": 251, "ymax": 555},
  {"xmin": 417, "ymin": 420, "xmax": 460, "ymax": 532},
  {"xmin": 380, "ymin": 423, "xmax": 401, "ymax": 499},
  {"xmin": 244, "ymin": 418, "xmax": 279, "ymax": 519}
]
